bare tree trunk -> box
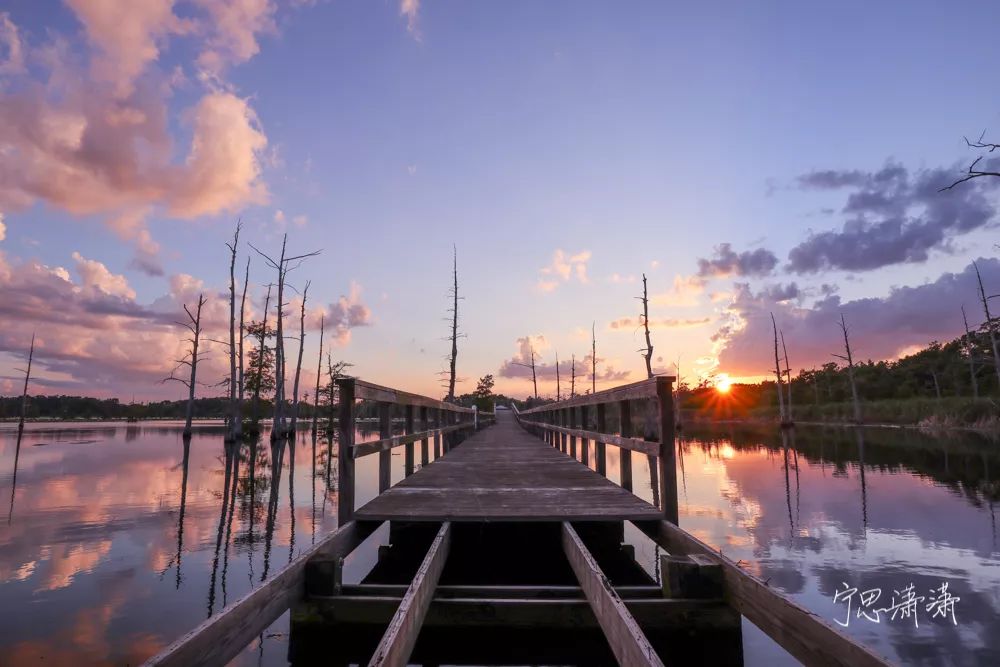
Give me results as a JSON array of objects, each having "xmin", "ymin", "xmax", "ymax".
[
  {"xmin": 836, "ymin": 313, "xmax": 862, "ymax": 424},
  {"xmin": 312, "ymin": 314, "xmax": 324, "ymax": 433},
  {"xmin": 780, "ymin": 330, "xmax": 793, "ymax": 423},
  {"xmin": 165, "ymin": 295, "xmax": 207, "ymax": 439},
  {"xmin": 251, "ymin": 284, "xmax": 272, "ymax": 429},
  {"xmin": 530, "ymin": 347, "xmax": 537, "ymax": 399},
  {"xmin": 446, "ymin": 245, "xmax": 459, "ymax": 401},
  {"xmin": 226, "ymin": 222, "xmax": 242, "ymax": 442},
  {"xmin": 237, "ymin": 257, "xmax": 249, "ymax": 438},
  {"xmin": 974, "ymin": 261, "xmax": 1000, "ymax": 392},
  {"xmin": 931, "ymin": 370, "xmax": 942, "ymax": 401},
  {"xmin": 272, "ymin": 236, "xmax": 288, "ymax": 441},
  {"xmin": 555, "ymin": 351, "xmax": 561, "ymax": 401},
  {"xmin": 639, "ymin": 273, "xmax": 653, "ymax": 378},
  {"xmin": 591, "ymin": 322, "xmax": 597, "ymax": 394},
  {"xmin": 17, "ymin": 334, "xmax": 34, "ymax": 433},
  {"xmin": 570, "ymin": 354, "xmax": 576, "ymax": 398},
  {"xmin": 289, "ymin": 282, "xmax": 310, "ymax": 436},
  {"xmin": 963, "ymin": 305, "xmax": 979, "ymax": 399},
  {"xmin": 771, "ymin": 313, "xmax": 786, "ymax": 423}
]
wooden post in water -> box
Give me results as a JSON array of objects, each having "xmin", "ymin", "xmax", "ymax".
[
  {"xmin": 580, "ymin": 405, "xmax": 590, "ymax": 467},
  {"xmin": 378, "ymin": 402, "xmax": 391, "ymax": 494},
  {"xmin": 619, "ymin": 400, "xmax": 633, "ymax": 492},
  {"xmin": 420, "ymin": 407, "xmax": 429, "ymax": 466},
  {"xmin": 336, "ymin": 378, "xmax": 355, "ymax": 526},
  {"xmin": 404, "ymin": 405, "xmax": 415, "ymax": 477},
  {"xmin": 657, "ymin": 377, "xmax": 679, "ymax": 524},
  {"xmin": 596, "ymin": 403, "xmax": 607, "ymax": 475}
]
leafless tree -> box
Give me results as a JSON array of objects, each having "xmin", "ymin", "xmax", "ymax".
[
  {"xmin": 555, "ymin": 350, "xmax": 561, "ymax": 401},
  {"xmin": 638, "ymin": 273, "xmax": 653, "ymax": 379},
  {"xmin": 250, "ymin": 284, "xmax": 273, "ymax": 428},
  {"xmin": 237, "ymin": 257, "xmax": 250, "ymax": 436},
  {"xmin": 780, "ymin": 330, "xmax": 793, "ymax": 423},
  {"xmin": 324, "ymin": 355, "xmax": 353, "ymax": 428},
  {"xmin": 591, "ymin": 321, "xmax": 597, "ymax": 394},
  {"xmin": 673, "ymin": 356, "xmax": 683, "ymax": 426},
  {"xmin": 962, "ymin": 305, "xmax": 979, "ymax": 399},
  {"xmin": 570, "ymin": 354, "xmax": 576, "ymax": 398},
  {"xmin": 312, "ymin": 313, "xmax": 325, "ymax": 433},
  {"xmin": 164, "ymin": 294, "xmax": 208, "ymax": 438},
  {"xmin": 973, "ymin": 261, "xmax": 1000, "ymax": 391},
  {"xmin": 250, "ymin": 234, "xmax": 320, "ymax": 440},
  {"xmin": 288, "ymin": 281, "xmax": 310, "ymax": 436},
  {"xmin": 444, "ymin": 245, "xmax": 461, "ymax": 401},
  {"xmin": 512, "ymin": 343, "xmax": 538, "ymax": 399},
  {"xmin": 225, "ymin": 221, "xmax": 242, "ymax": 442},
  {"xmin": 940, "ymin": 132, "xmax": 1000, "ymax": 191},
  {"xmin": 833, "ymin": 313, "xmax": 862, "ymax": 424},
  {"xmin": 771, "ymin": 313, "xmax": 786, "ymax": 423},
  {"xmin": 16, "ymin": 333, "xmax": 34, "ymax": 433}
]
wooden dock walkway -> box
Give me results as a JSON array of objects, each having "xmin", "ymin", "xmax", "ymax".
[
  {"xmin": 146, "ymin": 376, "xmax": 894, "ymax": 667},
  {"xmin": 356, "ymin": 410, "xmax": 662, "ymax": 522}
]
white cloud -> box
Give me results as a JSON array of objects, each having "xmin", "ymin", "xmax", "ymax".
[{"xmin": 537, "ymin": 249, "xmax": 591, "ymax": 292}]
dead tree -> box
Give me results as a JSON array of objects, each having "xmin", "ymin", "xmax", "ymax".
[
  {"xmin": 312, "ymin": 314, "xmax": 325, "ymax": 433},
  {"xmin": 555, "ymin": 350, "xmax": 561, "ymax": 401},
  {"xmin": 165, "ymin": 295, "xmax": 207, "ymax": 438},
  {"xmin": 591, "ymin": 322, "xmax": 597, "ymax": 394},
  {"xmin": 237, "ymin": 257, "xmax": 250, "ymax": 435},
  {"xmin": 445, "ymin": 245, "xmax": 461, "ymax": 401},
  {"xmin": 324, "ymin": 355, "xmax": 353, "ymax": 428},
  {"xmin": 571, "ymin": 354, "xmax": 578, "ymax": 397},
  {"xmin": 974, "ymin": 261, "xmax": 1000, "ymax": 391},
  {"xmin": 512, "ymin": 343, "xmax": 538, "ymax": 399},
  {"xmin": 250, "ymin": 235, "xmax": 320, "ymax": 440},
  {"xmin": 834, "ymin": 313, "xmax": 862, "ymax": 424},
  {"xmin": 638, "ymin": 273, "xmax": 654, "ymax": 378},
  {"xmin": 780, "ymin": 330, "xmax": 793, "ymax": 423},
  {"xmin": 225, "ymin": 221, "xmax": 242, "ymax": 442},
  {"xmin": 771, "ymin": 313, "xmax": 786, "ymax": 423},
  {"xmin": 16, "ymin": 334, "xmax": 35, "ymax": 433},
  {"xmin": 940, "ymin": 132, "xmax": 1000, "ymax": 191},
  {"xmin": 289, "ymin": 281, "xmax": 310, "ymax": 436},
  {"xmin": 962, "ymin": 305, "xmax": 979, "ymax": 399}
]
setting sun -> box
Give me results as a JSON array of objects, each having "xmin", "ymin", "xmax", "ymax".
[{"xmin": 715, "ymin": 374, "xmax": 733, "ymax": 394}]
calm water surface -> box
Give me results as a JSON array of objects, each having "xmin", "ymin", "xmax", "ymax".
[{"xmin": 1, "ymin": 420, "xmax": 997, "ymax": 665}]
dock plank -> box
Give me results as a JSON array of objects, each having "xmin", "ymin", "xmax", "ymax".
[{"xmin": 356, "ymin": 412, "xmax": 660, "ymax": 522}]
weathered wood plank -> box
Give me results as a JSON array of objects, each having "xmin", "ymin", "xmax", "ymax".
[
  {"xmin": 561, "ymin": 522, "xmax": 664, "ymax": 667},
  {"xmin": 354, "ymin": 379, "xmax": 475, "ymax": 413},
  {"xmin": 352, "ymin": 422, "xmax": 471, "ymax": 459},
  {"xmin": 368, "ymin": 522, "xmax": 451, "ymax": 667},
  {"xmin": 635, "ymin": 519, "xmax": 893, "ymax": 667},
  {"xmin": 339, "ymin": 584, "xmax": 664, "ymax": 599},
  {"xmin": 520, "ymin": 424, "xmax": 659, "ymax": 457},
  {"xmin": 337, "ymin": 378, "xmax": 356, "ymax": 525},
  {"xmin": 145, "ymin": 521, "xmax": 378, "ymax": 667}
]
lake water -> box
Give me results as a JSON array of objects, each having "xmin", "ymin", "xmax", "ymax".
[{"xmin": 0, "ymin": 420, "xmax": 997, "ymax": 665}]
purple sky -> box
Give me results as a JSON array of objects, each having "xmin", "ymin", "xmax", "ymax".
[{"xmin": 3, "ymin": 1, "xmax": 1000, "ymax": 401}]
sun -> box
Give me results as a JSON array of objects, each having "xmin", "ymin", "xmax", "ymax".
[{"xmin": 715, "ymin": 374, "xmax": 733, "ymax": 394}]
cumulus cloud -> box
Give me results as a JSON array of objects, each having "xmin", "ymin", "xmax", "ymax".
[
  {"xmin": 712, "ymin": 259, "xmax": 1000, "ymax": 376},
  {"xmin": 696, "ymin": 243, "xmax": 778, "ymax": 279},
  {"xmin": 0, "ymin": 212, "xmax": 5, "ymax": 241},
  {"xmin": 537, "ymin": 249, "xmax": 591, "ymax": 292},
  {"xmin": 400, "ymin": 0, "xmax": 420, "ymax": 38},
  {"xmin": 651, "ymin": 274, "xmax": 706, "ymax": 307},
  {"xmin": 497, "ymin": 335, "xmax": 629, "ymax": 388},
  {"xmin": 0, "ymin": 2, "xmax": 282, "ymax": 268},
  {"xmin": 608, "ymin": 317, "xmax": 710, "ymax": 330},
  {"xmin": 789, "ymin": 161, "xmax": 1000, "ymax": 273}
]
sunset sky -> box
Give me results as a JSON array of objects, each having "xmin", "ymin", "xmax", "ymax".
[{"xmin": 4, "ymin": 1, "xmax": 1000, "ymax": 401}]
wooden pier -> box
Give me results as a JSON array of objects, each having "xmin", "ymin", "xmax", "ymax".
[{"xmin": 146, "ymin": 377, "xmax": 892, "ymax": 667}]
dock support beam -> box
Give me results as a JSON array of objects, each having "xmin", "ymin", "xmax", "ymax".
[
  {"xmin": 656, "ymin": 377, "xmax": 678, "ymax": 524},
  {"xmin": 336, "ymin": 378, "xmax": 356, "ymax": 526}
]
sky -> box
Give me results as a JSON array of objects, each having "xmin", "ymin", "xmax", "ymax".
[{"xmin": 4, "ymin": 0, "xmax": 1000, "ymax": 402}]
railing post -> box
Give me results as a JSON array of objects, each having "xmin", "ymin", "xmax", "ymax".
[
  {"xmin": 474, "ymin": 405, "xmax": 479, "ymax": 431},
  {"xmin": 433, "ymin": 408, "xmax": 442, "ymax": 459},
  {"xmin": 336, "ymin": 377, "xmax": 355, "ymax": 525},
  {"xmin": 595, "ymin": 403, "xmax": 607, "ymax": 476},
  {"xmin": 404, "ymin": 404, "xmax": 415, "ymax": 477},
  {"xmin": 618, "ymin": 399, "xmax": 633, "ymax": 492},
  {"xmin": 657, "ymin": 377, "xmax": 679, "ymax": 523},
  {"xmin": 580, "ymin": 404, "xmax": 590, "ymax": 468},
  {"xmin": 420, "ymin": 406, "xmax": 429, "ymax": 466},
  {"xmin": 378, "ymin": 401, "xmax": 391, "ymax": 494},
  {"xmin": 559, "ymin": 409, "xmax": 567, "ymax": 454},
  {"xmin": 569, "ymin": 407, "xmax": 577, "ymax": 460}
]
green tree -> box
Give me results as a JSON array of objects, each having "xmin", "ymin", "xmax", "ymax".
[{"xmin": 474, "ymin": 374, "xmax": 495, "ymax": 412}]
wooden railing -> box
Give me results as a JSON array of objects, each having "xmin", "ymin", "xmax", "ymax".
[
  {"xmin": 146, "ymin": 378, "xmax": 485, "ymax": 667},
  {"xmin": 513, "ymin": 376, "xmax": 678, "ymax": 523},
  {"xmin": 513, "ymin": 377, "xmax": 890, "ymax": 667},
  {"xmin": 336, "ymin": 377, "xmax": 479, "ymax": 525}
]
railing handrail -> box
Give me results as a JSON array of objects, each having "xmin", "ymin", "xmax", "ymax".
[
  {"xmin": 518, "ymin": 376, "xmax": 675, "ymax": 414},
  {"xmin": 339, "ymin": 377, "xmax": 476, "ymax": 413}
]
